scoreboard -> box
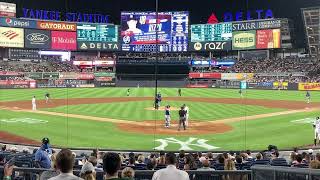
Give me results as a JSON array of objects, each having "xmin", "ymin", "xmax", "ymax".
[
  {"xmin": 121, "ymin": 11, "xmax": 189, "ymax": 52},
  {"xmin": 77, "ymin": 24, "xmax": 118, "ymax": 42},
  {"xmin": 191, "ymin": 23, "xmax": 232, "ymax": 42}
]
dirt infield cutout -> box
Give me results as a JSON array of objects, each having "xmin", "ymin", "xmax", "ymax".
[{"xmin": 1, "ymin": 97, "xmax": 319, "ymax": 136}]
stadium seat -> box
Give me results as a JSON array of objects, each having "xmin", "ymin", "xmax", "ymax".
[
  {"xmin": 292, "ymin": 163, "xmax": 309, "ymax": 168},
  {"xmin": 214, "ymin": 163, "xmax": 225, "ymax": 170},
  {"xmin": 271, "ymin": 158, "xmax": 288, "ymax": 167},
  {"xmin": 253, "ymin": 159, "xmax": 270, "ymax": 165}
]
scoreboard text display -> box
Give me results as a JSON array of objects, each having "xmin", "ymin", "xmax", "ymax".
[
  {"xmin": 121, "ymin": 11, "xmax": 189, "ymax": 52},
  {"xmin": 77, "ymin": 24, "xmax": 118, "ymax": 42},
  {"xmin": 191, "ymin": 23, "xmax": 232, "ymax": 42}
]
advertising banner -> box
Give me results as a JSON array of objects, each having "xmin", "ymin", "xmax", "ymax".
[
  {"xmin": 59, "ymin": 72, "xmax": 78, "ymax": 79},
  {"xmin": 298, "ymin": 83, "xmax": 320, "ymax": 91},
  {"xmin": 232, "ymin": 19, "xmax": 281, "ymax": 31},
  {"xmin": 24, "ymin": 29, "xmax": 51, "ymax": 49},
  {"xmin": 189, "ymin": 72, "xmax": 221, "ymax": 79},
  {"xmin": 76, "ymin": 73, "xmax": 94, "ymax": 80},
  {"xmin": 288, "ymin": 83, "xmax": 298, "ymax": 91},
  {"xmin": 190, "ymin": 41, "xmax": 232, "ymax": 51},
  {"xmin": 9, "ymin": 48, "xmax": 39, "ymax": 59},
  {"xmin": 93, "ymin": 60, "xmax": 115, "ymax": 66},
  {"xmin": 42, "ymin": 72, "xmax": 59, "ymax": 79},
  {"xmin": 221, "ymin": 73, "xmax": 254, "ymax": 80},
  {"xmin": 51, "ymin": 31, "xmax": 77, "ymax": 50},
  {"xmin": 77, "ymin": 42, "xmax": 119, "ymax": 51},
  {"xmin": 25, "ymin": 72, "xmax": 43, "ymax": 79},
  {"xmin": 37, "ymin": 21, "xmax": 76, "ymax": 31},
  {"xmin": 0, "ymin": 80, "xmax": 35, "ymax": 89},
  {"xmin": 273, "ymin": 81, "xmax": 288, "ymax": 90},
  {"xmin": 121, "ymin": 11, "xmax": 189, "ymax": 52},
  {"xmin": 256, "ymin": 29, "xmax": 281, "ymax": 49},
  {"xmin": 232, "ymin": 30, "xmax": 256, "ymax": 50},
  {"xmin": 94, "ymin": 72, "xmax": 116, "ymax": 78},
  {"xmin": 0, "ymin": 17, "xmax": 37, "ymax": 28},
  {"xmin": 187, "ymin": 84, "xmax": 209, "ymax": 88},
  {"xmin": 0, "ymin": 2, "xmax": 16, "ymax": 17},
  {"xmin": 0, "ymin": 27, "xmax": 24, "ymax": 48},
  {"xmin": 94, "ymin": 81, "xmax": 116, "ymax": 87},
  {"xmin": 73, "ymin": 61, "xmax": 93, "ymax": 66},
  {"xmin": 190, "ymin": 60, "xmax": 211, "ymax": 66}
]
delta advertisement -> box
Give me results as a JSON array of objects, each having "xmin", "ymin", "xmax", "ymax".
[
  {"xmin": 298, "ymin": 83, "xmax": 320, "ymax": 91},
  {"xmin": 256, "ymin": 29, "xmax": 281, "ymax": 49},
  {"xmin": 24, "ymin": 29, "xmax": 51, "ymax": 49},
  {"xmin": 51, "ymin": 31, "xmax": 77, "ymax": 50},
  {"xmin": 232, "ymin": 30, "xmax": 256, "ymax": 50},
  {"xmin": 0, "ymin": 27, "xmax": 24, "ymax": 48}
]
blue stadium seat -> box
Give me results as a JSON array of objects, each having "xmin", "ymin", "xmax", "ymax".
[
  {"xmin": 214, "ymin": 163, "xmax": 225, "ymax": 170},
  {"xmin": 253, "ymin": 159, "xmax": 270, "ymax": 165},
  {"xmin": 293, "ymin": 163, "xmax": 309, "ymax": 168},
  {"xmin": 271, "ymin": 158, "xmax": 288, "ymax": 167}
]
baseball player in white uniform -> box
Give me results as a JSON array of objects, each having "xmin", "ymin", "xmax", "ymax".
[
  {"xmin": 32, "ymin": 96, "xmax": 37, "ymax": 111},
  {"xmin": 183, "ymin": 104, "xmax": 189, "ymax": 127},
  {"xmin": 313, "ymin": 117, "xmax": 320, "ymax": 146}
]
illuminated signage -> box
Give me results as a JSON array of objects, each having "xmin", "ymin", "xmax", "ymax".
[
  {"xmin": 224, "ymin": 9, "xmax": 274, "ymax": 22},
  {"xmin": 22, "ymin": 8, "xmax": 109, "ymax": 23}
]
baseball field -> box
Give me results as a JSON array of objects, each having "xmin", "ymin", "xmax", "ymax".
[{"xmin": 0, "ymin": 88, "xmax": 319, "ymax": 151}]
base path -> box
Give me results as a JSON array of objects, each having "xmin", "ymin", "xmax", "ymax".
[{"xmin": 0, "ymin": 131, "xmax": 40, "ymax": 146}]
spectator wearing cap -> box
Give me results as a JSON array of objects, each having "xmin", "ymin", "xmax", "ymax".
[
  {"xmin": 88, "ymin": 156, "xmax": 103, "ymax": 172},
  {"xmin": 80, "ymin": 162, "xmax": 96, "ymax": 180},
  {"xmin": 49, "ymin": 149, "xmax": 83, "ymax": 180},
  {"xmin": 35, "ymin": 138, "xmax": 52, "ymax": 169},
  {"xmin": 103, "ymin": 152, "xmax": 126, "ymax": 180},
  {"xmin": 152, "ymin": 152, "xmax": 189, "ymax": 180}
]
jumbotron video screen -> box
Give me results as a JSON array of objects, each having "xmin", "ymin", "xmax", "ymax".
[{"xmin": 121, "ymin": 11, "xmax": 189, "ymax": 52}]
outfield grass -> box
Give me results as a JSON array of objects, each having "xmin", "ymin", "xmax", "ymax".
[
  {"xmin": 0, "ymin": 88, "xmax": 319, "ymax": 102},
  {"xmin": 0, "ymin": 87, "xmax": 319, "ymax": 151}
]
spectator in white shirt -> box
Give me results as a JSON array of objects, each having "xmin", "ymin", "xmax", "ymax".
[{"xmin": 152, "ymin": 152, "xmax": 189, "ymax": 180}]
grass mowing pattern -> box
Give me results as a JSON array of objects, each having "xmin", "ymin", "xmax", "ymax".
[
  {"xmin": 1, "ymin": 88, "xmax": 319, "ymax": 102},
  {"xmin": 0, "ymin": 87, "xmax": 318, "ymax": 151},
  {"xmin": 44, "ymin": 101, "xmax": 286, "ymax": 121}
]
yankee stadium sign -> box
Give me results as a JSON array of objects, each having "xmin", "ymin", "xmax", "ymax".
[{"xmin": 22, "ymin": 8, "xmax": 109, "ymax": 23}]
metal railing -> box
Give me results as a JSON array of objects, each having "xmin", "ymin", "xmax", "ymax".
[
  {"xmin": 0, "ymin": 166, "xmax": 252, "ymax": 180},
  {"xmin": 251, "ymin": 165, "xmax": 320, "ymax": 180}
]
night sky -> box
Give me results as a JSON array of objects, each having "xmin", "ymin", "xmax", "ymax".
[{"xmin": 2, "ymin": 0, "xmax": 320, "ymax": 47}]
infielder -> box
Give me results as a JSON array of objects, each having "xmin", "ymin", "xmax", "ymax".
[
  {"xmin": 32, "ymin": 96, "xmax": 37, "ymax": 111},
  {"xmin": 239, "ymin": 89, "xmax": 243, "ymax": 97},
  {"xmin": 45, "ymin": 92, "xmax": 50, "ymax": 103},
  {"xmin": 313, "ymin": 117, "xmax": 320, "ymax": 146},
  {"xmin": 178, "ymin": 106, "xmax": 186, "ymax": 131},
  {"xmin": 306, "ymin": 91, "xmax": 311, "ymax": 104},
  {"xmin": 127, "ymin": 88, "xmax": 130, "ymax": 96},
  {"xmin": 164, "ymin": 105, "xmax": 171, "ymax": 128},
  {"xmin": 178, "ymin": 88, "xmax": 182, "ymax": 97},
  {"xmin": 183, "ymin": 104, "xmax": 189, "ymax": 127}
]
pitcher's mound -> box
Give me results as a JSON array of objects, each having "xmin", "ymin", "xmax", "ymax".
[{"xmin": 145, "ymin": 106, "xmax": 180, "ymax": 111}]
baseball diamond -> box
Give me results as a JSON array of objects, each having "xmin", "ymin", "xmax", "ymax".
[{"xmin": 0, "ymin": 88, "xmax": 319, "ymax": 151}]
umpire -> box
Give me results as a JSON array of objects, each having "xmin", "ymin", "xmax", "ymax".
[{"xmin": 178, "ymin": 106, "xmax": 186, "ymax": 131}]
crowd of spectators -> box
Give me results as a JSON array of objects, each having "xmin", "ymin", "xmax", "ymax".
[{"xmin": 1, "ymin": 140, "xmax": 320, "ymax": 180}]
